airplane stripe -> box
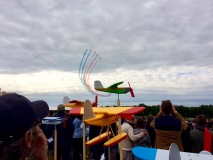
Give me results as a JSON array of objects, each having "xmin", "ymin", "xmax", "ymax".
[
  {"xmin": 69, "ymin": 107, "xmax": 82, "ymax": 115},
  {"xmin": 132, "ymin": 146, "xmax": 157, "ymax": 160},
  {"xmin": 119, "ymin": 107, "xmax": 145, "ymax": 115},
  {"xmin": 69, "ymin": 107, "xmax": 145, "ymax": 115}
]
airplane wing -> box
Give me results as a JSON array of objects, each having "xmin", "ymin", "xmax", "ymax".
[
  {"xmin": 69, "ymin": 106, "xmax": 145, "ymax": 115},
  {"xmin": 107, "ymin": 81, "xmax": 124, "ymax": 88},
  {"xmin": 69, "ymin": 100, "xmax": 84, "ymax": 103},
  {"xmin": 63, "ymin": 100, "xmax": 84, "ymax": 108},
  {"xmin": 132, "ymin": 143, "xmax": 213, "ymax": 160}
]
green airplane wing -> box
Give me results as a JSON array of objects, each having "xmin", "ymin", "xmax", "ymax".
[{"xmin": 107, "ymin": 81, "xmax": 124, "ymax": 88}]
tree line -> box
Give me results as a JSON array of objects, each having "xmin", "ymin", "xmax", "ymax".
[{"xmin": 136, "ymin": 104, "xmax": 213, "ymax": 118}]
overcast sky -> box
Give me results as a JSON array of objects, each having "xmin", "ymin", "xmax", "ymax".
[{"xmin": 0, "ymin": 0, "xmax": 213, "ymax": 108}]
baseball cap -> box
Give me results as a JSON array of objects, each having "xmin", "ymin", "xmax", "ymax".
[{"xmin": 0, "ymin": 93, "xmax": 49, "ymax": 146}]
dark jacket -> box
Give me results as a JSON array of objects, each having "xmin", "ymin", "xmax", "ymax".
[
  {"xmin": 45, "ymin": 112, "xmax": 74, "ymax": 150},
  {"xmin": 190, "ymin": 125, "xmax": 205, "ymax": 153},
  {"xmin": 150, "ymin": 111, "xmax": 187, "ymax": 151},
  {"xmin": 146, "ymin": 124, "xmax": 156, "ymax": 148}
]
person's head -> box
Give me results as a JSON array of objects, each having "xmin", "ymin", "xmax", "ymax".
[
  {"xmin": 161, "ymin": 100, "xmax": 173, "ymax": 115},
  {"xmin": 57, "ymin": 104, "xmax": 65, "ymax": 113},
  {"xmin": 0, "ymin": 93, "xmax": 49, "ymax": 159},
  {"xmin": 135, "ymin": 117, "xmax": 145, "ymax": 129},
  {"xmin": 195, "ymin": 114, "xmax": 207, "ymax": 126},
  {"xmin": 146, "ymin": 115, "xmax": 154, "ymax": 124}
]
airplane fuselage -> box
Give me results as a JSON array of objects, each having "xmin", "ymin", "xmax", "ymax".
[
  {"xmin": 84, "ymin": 114, "xmax": 118, "ymax": 126},
  {"xmin": 95, "ymin": 88, "xmax": 131, "ymax": 94}
]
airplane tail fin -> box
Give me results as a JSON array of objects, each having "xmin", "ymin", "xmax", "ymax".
[
  {"xmin": 94, "ymin": 80, "xmax": 104, "ymax": 89},
  {"xmin": 83, "ymin": 100, "xmax": 95, "ymax": 120},
  {"xmin": 169, "ymin": 143, "xmax": 181, "ymax": 160},
  {"xmin": 63, "ymin": 96, "xmax": 70, "ymax": 104}
]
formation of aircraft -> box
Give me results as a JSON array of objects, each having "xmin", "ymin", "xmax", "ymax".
[
  {"xmin": 94, "ymin": 80, "xmax": 135, "ymax": 97},
  {"xmin": 132, "ymin": 143, "xmax": 213, "ymax": 160},
  {"xmin": 69, "ymin": 99, "xmax": 145, "ymax": 147}
]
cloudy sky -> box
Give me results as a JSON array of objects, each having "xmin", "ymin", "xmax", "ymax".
[{"xmin": 0, "ymin": 0, "xmax": 213, "ymax": 108}]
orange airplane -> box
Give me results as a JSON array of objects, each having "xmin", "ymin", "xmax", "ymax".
[
  {"xmin": 63, "ymin": 96, "xmax": 84, "ymax": 108},
  {"xmin": 69, "ymin": 100, "xmax": 145, "ymax": 147}
]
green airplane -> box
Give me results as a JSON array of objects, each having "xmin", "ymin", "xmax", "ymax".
[{"xmin": 94, "ymin": 80, "xmax": 135, "ymax": 97}]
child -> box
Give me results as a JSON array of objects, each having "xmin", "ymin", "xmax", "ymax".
[{"xmin": 134, "ymin": 117, "xmax": 151, "ymax": 147}]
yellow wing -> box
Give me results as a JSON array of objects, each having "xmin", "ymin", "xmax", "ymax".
[
  {"xmin": 63, "ymin": 100, "xmax": 84, "ymax": 108},
  {"xmin": 69, "ymin": 106, "xmax": 145, "ymax": 115}
]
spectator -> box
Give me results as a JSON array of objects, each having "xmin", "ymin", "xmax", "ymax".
[
  {"xmin": 187, "ymin": 120, "xmax": 194, "ymax": 130},
  {"xmin": 0, "ymin": 93, "xmax": 49, "ymax": 160},
  {"xmin": 72, "ymin": 115, "xmax": 89, "ymax": 160},
  {"xmin": 181, "ymin": 123, "xmax": 192, "ymax": 152},
  {"xmin": 150, "ymin": 100, "xmax": 187, "ymax": 151},
  {"xmin": 134, "ymin": 117, "xmax": 151, "ymax": 148},
  {"xmin": 207, "ymin": 118, "xmax": 212, "ymax": 130},
  {"xmin": 146, "ymin": 115, "xmax": 156, "ymax": 148},
  {"xmin": 190, "ymin": 114, "xmax": 207, "ymax": 153},
  {"xmin": 121, "ymin": 115, "xmax": 147, "ymax": 160},
  {"xmin": 191, "ymin": 119, "xmax": 196, "ymax": 130},
  {"xmin": 57, "ymin": 104, "xmax": 74, "ymax": 160}
]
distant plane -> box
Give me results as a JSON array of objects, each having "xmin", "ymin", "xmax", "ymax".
[
  {"xmin": 94, "ymin": 80, "xmax": 135, "ymax": 97},
  {"xmin": 63, "ymin": 96, "xmax": 84, "ymax": 108},
  {"xmin": 63, "ymin": 96, "xmax": 98, "ymax": 107}
]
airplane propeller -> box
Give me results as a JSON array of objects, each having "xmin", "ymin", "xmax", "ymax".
[
  {"xmin": 92, "ymin": 95, "xmax": 98, "ymax": 107},
  {"xmin": 128, "ymin": 82, "xmax": 135, "ymax": 97}
]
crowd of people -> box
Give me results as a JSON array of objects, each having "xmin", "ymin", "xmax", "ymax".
[
  {"xmin": 121, "ymin": 100, "xmax": 213, "ymax": 160},
  {"xmin": 0, "ymin": 93, "xmax": 212, "ymax": 160}
]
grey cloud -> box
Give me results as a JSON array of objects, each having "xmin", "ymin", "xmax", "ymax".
[{"xmin": 0, "ymin": 0, "xmax": 213, "ymax": 106}]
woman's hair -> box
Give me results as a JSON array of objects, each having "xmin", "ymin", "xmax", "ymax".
[
  {"xmin": 146, "ymin": 115, "xmax": 154, "ymax": 125},
  {"xmin": 195, "ymin": 114, "xmax": 207, "ymax": 126},
  {"xmin": 135, "ymin": 117, "xmax": 145, "ymax": 129}
]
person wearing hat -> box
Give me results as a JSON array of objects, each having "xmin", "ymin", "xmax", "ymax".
[
  {"xmin": 46, "ymin": 104, "xmax": 74, "ymax": 160},
  {"xmin": 0, "ymin": 93, "xmax": 49, "ymax": 160},
  {"xmin": 121, "ymin": 115, "xmax": 148, "ymax": 160},
  {"xmin": 150, "ymin": 100, "xmax": 187, "ymax": 151}
]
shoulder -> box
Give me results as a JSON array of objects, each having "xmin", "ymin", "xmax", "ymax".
[
  {"xmin": 190, "ymin": 128, "xmax": 203, "ymax": 134},
  {"xmin": 134, "ymin": 128, "xmax": 145, "ymax": 134},
  {"xmin": 122, "ymin": 122, "xmax": 132, "ymax": 129}
]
